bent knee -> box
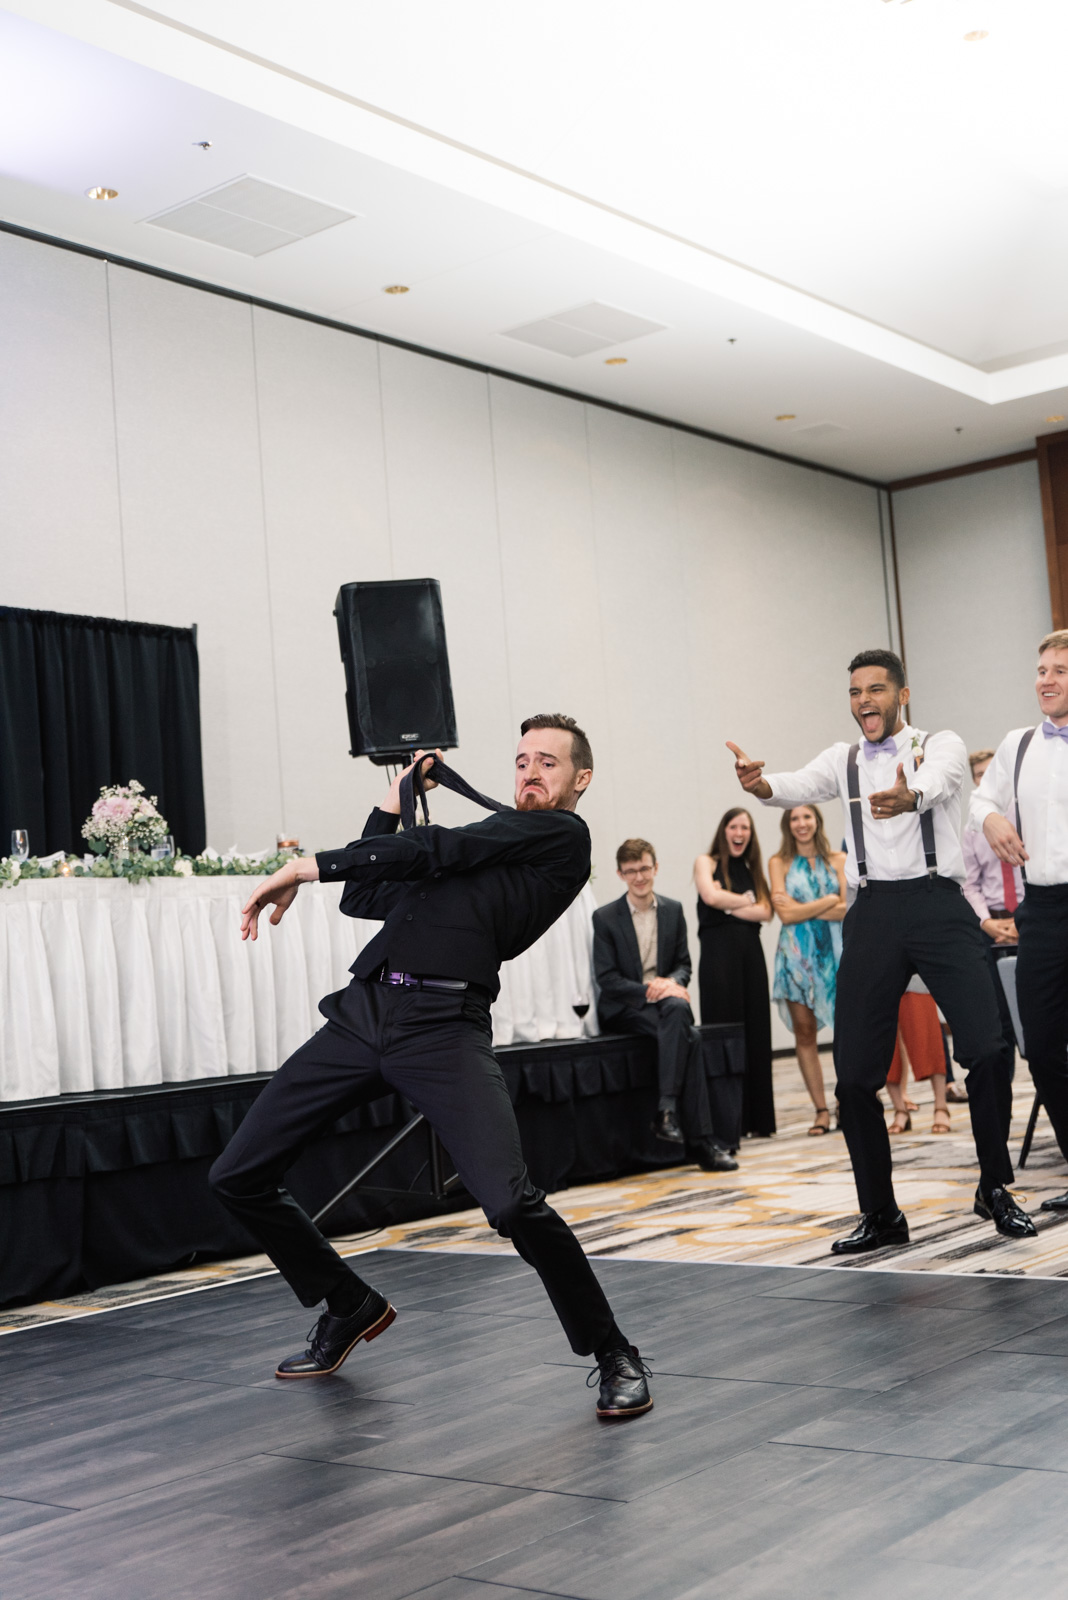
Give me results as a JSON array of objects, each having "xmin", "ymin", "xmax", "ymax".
[{"xmin": 486, "ymin": 1185, "xmax": 546, "ymax": 1238}]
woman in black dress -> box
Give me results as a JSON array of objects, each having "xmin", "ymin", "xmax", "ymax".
[{"xmin": 695, "ymin": 808, "xmax": 775, "ymax": 1136}]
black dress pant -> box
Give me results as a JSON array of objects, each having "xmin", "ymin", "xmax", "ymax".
[
  {"xmin": 699, "ymin": 925, "xmax": 775, "ymax": 1136},
  {"xmin": 834, "ymin": 876, "xmax": 1014, "ymax": 1214},
  {"xmin": 599, "ymin": 996, "xmax": 714, "ymax": 1141},
  {"xmin": 209, "ymin": 979, "xmax": 616, "ymax": 1355},
  {"xmin": 1015, "ymin": 884, "xmax": 1068, "ymax": 1163}
]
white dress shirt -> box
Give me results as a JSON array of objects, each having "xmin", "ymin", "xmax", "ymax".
[
  {"xmin": 761, "ymin": 724, "xmax": 968, "ymax": 888},
  {"xmin": 969, "ymin": 725, "xmax": 1068, "ymax": 886}
]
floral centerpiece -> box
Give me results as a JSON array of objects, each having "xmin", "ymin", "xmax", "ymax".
[{"xmin": 82, "ymin": 780, "xmax": 168, "ymax": 866}]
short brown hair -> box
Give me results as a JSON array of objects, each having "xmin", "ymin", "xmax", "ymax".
[
  {"xmin": 616, "ymin": 838, "xmax": 656, "ymax": 868},
  {"xmin": 1039, "ymin": 630, "xmax": 1068, "ymax": 656},
  {"xmin": 968, "ymin": 748, "xmax": 995, "ymax": 779},
  {"xmin": 519, "ymin": 714, "xmax": 593, "ymax": 774}
]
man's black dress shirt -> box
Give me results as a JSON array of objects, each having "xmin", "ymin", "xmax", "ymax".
[{"xmin": 315, "ymin": 805, "xmax": 591, "ymax": 999}]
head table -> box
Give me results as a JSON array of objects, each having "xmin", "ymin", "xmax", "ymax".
[{"xmin": 0, "ymin": 876, "xmax": 598, "ymax": 1102}]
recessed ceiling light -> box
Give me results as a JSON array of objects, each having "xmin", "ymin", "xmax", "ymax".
[
  {"xmin": 604, "ymin": 357, "xmax": 628, "ymax": 366},
  {"xmin": 383, "ymin": 284, "xmax": 409, "ymax": 295},
  {"xmin": 775, "ymin": 413, "xmax": 796, "ymax": 422},
  {"xmin": 85, "ymin": 186, "xmax": 118, "ymax": 201},
  {"xmin": 964, "ymin": 30, "xmax": 989, "ymax": 41},
  {"xmin": 1046, "ymin": 415, "xmax": 1066, "ymax": 424}
]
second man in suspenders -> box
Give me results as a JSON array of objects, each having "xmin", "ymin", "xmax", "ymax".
[
  {"xmin": 970, "ymin": 629, "xmax": 1068, "ymax": 1211},
  {"xmin": 728, "ymin": 648, "xmax": 1034, "ymax": 1253}
]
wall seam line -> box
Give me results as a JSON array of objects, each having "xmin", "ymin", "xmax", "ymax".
[
  {"xmin": 248, "ymin": 305, "xmax": 288, "ymax": 833},
  {"xmin": 103, "ymin": 262, "xmax": 130, "ymax": 620},
  {"xmin": 375, "ymin": 341, "xmax": 396, "ymax": 580},
  {"xmin": 484, "ymin": 374, "xmax": 516, "ymax": 733}
]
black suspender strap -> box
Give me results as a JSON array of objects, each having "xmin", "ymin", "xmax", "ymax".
[
  {"xmin": 1013, "ymin": 725, "xmax": 1037, "ymax": 882},
  {"xmin": 846, "ymin": 734, "xmax": 937, "ymax": 889},
  {"xmin": 846, "ymin": 743, "xmax": 868, "ymax": 887},
  {"xmin": 399, "ymin": 754, "xmax": 511, "ymax": 832},
  {"xmin": 918, "ymin": 735, "xmax": 937, "ymax": 878}
]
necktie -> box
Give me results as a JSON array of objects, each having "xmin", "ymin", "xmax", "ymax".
[
  {"xmin": 863, "ymin": 737, "xmax": 897, "ymax": 760},
  {"xmin": 1042, "ymin": 721, "xmax": 1068, "ymax": 741},
  {"xmin": 400, "ymin": 754, "xmax": 510, "ymax": 830},
  {"xmin": 1000, "ymin": 860, "xmax": 1018, "ymax": 913}
]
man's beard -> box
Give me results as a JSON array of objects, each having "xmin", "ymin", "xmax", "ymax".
[{"xmin": 517, "ymin": 785, "xmax": 560, "ymax": 811}]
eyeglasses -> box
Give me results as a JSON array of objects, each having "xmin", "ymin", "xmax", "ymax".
[{"xmin": 619, "ymin": 865, "xmax": 654, "ymax": 878}]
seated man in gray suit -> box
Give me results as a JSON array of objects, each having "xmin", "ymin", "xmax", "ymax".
[{"xmin": 592, "ymin": 838, "xmax": 737, "ymax": 1172}]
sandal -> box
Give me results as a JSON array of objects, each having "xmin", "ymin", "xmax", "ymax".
[
  {"xmin": 808, "ymin": 1107, "xmax": 832, "ymax": 1136},
  {"xmin": 903, "ymin": 1098, "xmax": 919, "ymax": 1113},
  {"xmin": 888, "ymin": 1110, "xmax": 912, "ymax": 1135},
  {"xmin": 931, "ymin": 1108, "xmax": 951, "ymax": 1135}
]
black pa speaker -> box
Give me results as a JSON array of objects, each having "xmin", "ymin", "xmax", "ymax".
[{"xmin": 334, "ymin": 579, "xmax": 458, "ymax": 765}]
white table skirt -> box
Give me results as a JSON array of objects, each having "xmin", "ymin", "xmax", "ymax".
[{"xmin": 0, "ymin": 877, "xmax": 599, "ymax": 1102}]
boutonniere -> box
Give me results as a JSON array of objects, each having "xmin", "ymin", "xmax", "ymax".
[{"xmin": 909, "ymin": 731, "xmax": 925, "ymax": 770}]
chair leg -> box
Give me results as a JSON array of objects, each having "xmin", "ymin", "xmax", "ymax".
[{"xmin": 1020, "ymin": 1090, "xmax": 1042, "ymax": 1170}]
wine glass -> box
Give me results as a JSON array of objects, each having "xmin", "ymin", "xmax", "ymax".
[
  {"xmin": 151, "ymin": 834, "xmax": 175, "ymax": 861},
  {"xmin": 10, "ymin": 830, "xmax": 29, "ymax": 863}
]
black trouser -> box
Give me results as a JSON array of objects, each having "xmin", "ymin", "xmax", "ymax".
[
  {"xmin": 600, "ymin": 996, "xmax": 714, "ymax": 1141},
  {"xmin": 1015, "ymin": 884, "xmax": 1068, "ymax": 1164},
  {"xmin": 833, "ymin": 877, "xmax": 1014, "ymax": 1214},
  {"xmin": 209, "ymin": 979, "xmax": 616, "ymax": 1355}
]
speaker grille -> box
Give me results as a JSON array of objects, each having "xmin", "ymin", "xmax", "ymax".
[{"xmin": 335, "ymin": 580, "xmax": 457, "ymax": 762}]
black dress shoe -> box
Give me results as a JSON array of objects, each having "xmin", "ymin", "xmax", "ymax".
[
  {"xmin": 690, "ymin": 1140, "xmax": 739, "ymax": 1172},
  {"xmin": 830, "ymin": 1206, "xmax": 909, "ymax": 1256},
  {"xmin": 652, "ymin": 1108, "xmax": 685, "ymax": 1144},
  {"xmin": 275, "ymin": 1289, "xmax": 396, "ymax": 1378},
  {"xmin": 974, "ymin": 1186, "xmax": 1037, "ymax": 1239},
  {"xmin": 591, "ymin": 1345, "xmax": 653, "ymax": 1421},
  {"xmin": 1040, "ymin": 1191, "xmax": 1068, "ymax": 1212}
]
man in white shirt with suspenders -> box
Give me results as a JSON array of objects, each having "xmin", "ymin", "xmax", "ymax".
[
  {"xmin": 729, "ymin": 648, "xmax": 1033, "ymax": 1253},
  {"xmin": 970, "ymin": 628, "xmax": 1068, "ymax": 1212}
]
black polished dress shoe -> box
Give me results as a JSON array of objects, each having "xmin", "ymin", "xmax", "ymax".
[
  {"xmin": 690, "ymin": 1140, "xmax": 739, "ymax": 1172},
  {"xmin": 1040, "ymin": 1191, "xmax": 1068, "ymax": 1212},
  {"xmin": 830, "ymin": 1206, "xmax": 909, "ymax": 1256},
  {"xmin": 652, "ymin": 1108, "xmax": 685, "ymax": 1144},
  {"xmin": 591, "ymin": 1345, "xmax": 653, "ymax": 1421},
  {"xmin": 974, "ymin": 1186, "xmax": 1037, "ymax": 1239},
  {"xmin": 275, "ymin": 1289, "xmax": 396, "ymax": 1378}
]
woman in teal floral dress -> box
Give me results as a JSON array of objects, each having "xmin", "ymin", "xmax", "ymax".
[{"xmin": 769, "ymin": 805, "xmax": 847, "ymax": 1135}]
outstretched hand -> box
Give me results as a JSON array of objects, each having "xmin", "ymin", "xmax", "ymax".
[
  {"xmin": 868, "ymin": 763, "xmax": 917, "ymax": 819},
  {"xmin": 240, "ymin": 855, "xmax": 319, "ymax": 940},
  {"xmin": 726, "ymin": 742, "xmax": 771, "ymax": 799}
]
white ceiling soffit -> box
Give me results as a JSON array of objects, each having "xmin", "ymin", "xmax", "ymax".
[
  {"xmin": 12, "ymin": 0, "xmax": 1068, "ymax": 408},
  {"xmin": 145, "ymin": 174, "xmax": 357, "ymax": 255},
  {"xmin": 502, "ymin": 302, "xmax": 666, "ymax": 358}
]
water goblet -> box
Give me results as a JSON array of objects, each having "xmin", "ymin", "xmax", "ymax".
[{"xmin": 11, "ymin": 830, "xmax": 29, "ymax": 863}]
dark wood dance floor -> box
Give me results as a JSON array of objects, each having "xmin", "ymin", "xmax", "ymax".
[{"xmin": 4, "ymin": 1248, "xmax": 1068, "ymax": 1599}]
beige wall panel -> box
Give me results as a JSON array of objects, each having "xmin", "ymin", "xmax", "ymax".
[
  {"xmin": 107, "ymin": 266, "xmax": 282, "ymax": 851},
  {"xmin": 252, "ymin": 309, "xmax": 392, "ymax": 850},
  {"xmin": 893, "ymin": 462, "xmax": 1050, "ymax": 761},
  {"xmin": 0, "ymin": 233, "xmax": 124, "ymax": 617},
  {"xmin": 585, "ymin": 407, "xmax": 702, "ymax": 921},
  {"xmin": 377, "ymin": 345, "xmax": 515, "ymax": 826},
  {"xmin": 487, "ymin": 378, "xmax": 615, "ymax": 877}
]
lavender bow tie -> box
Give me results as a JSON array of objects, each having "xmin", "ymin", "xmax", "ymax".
[
  {"xmin": 863, "ymin": 737, "xmax": 897, "ymax": 760},
  {"xmin": 1042, "ymin": 721, "xmax": 1068, "ymax": 741}
]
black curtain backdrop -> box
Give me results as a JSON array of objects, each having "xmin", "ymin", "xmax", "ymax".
[{"xmin": 0, "ymin": 607, "xmax": 206, "ymax": 859}]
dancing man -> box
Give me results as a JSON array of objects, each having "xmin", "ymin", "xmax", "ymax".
[
  {"xmin": 970, "ymin": 629, "xmax": 1068, "ymax": 1210},
  {"xmin": 209, "ymin": 714, "xmax": 652, "ymax": 1421},
  {"xmin": 728, "ymin": 648, "xmax": 1034, "ymax": 1253}
]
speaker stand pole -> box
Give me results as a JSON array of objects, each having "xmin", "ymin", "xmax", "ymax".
[{"xmin": 312, "ymin": 1112, "xmax": 465, "ymax": 1230}]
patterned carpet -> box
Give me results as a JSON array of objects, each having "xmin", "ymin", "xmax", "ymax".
[{"xmin": 6, "ymin": 1057, "xmax": 1068, "ymax": 1336}]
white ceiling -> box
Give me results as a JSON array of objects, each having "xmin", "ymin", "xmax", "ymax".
[{"xmin": 2, "ymin": 0, "xmax": 1068, "ymax": 481}]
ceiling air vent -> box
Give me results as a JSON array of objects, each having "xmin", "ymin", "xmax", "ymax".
[
  {"xmin": 790, "ymin": 422, "xmax": 850, "ymax": 441},
  {"xmin": 142, "ymin": 175, "xmax": 357, "ymax": 257},
  {"xmin": 501, "ymin": 301, "xmax": 667, "ymax": 357}
]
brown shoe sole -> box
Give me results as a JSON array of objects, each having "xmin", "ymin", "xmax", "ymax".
[
  {"xmin": 596, "ymin": 1397, "xmax": 654, "ymax": 1422},
  {"xmin": 275, "ymin": 1301, "xmax": 397, "ymax": 1379}
]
